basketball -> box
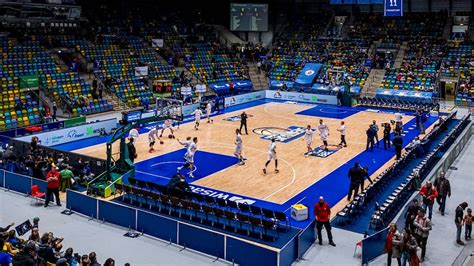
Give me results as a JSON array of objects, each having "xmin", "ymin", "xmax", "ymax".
[
  {"xmin": 160, "ymin": 140, "xmax": 164, "ymax": 145},
  {"xmin": 168, "ymin": 134, "xmax": 174, "ymax": 139}
]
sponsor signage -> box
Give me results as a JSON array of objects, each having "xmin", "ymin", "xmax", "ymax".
[
  {"xmin": 224, "ymin": 90, "xmax": 265, "ymax": 107},
  {"xmin": 265, "ymin": 90, "xmax": 337, "ymax": 105}
]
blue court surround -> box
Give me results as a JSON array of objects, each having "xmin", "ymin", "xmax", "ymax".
[{"xmin": 49, "ymin": 99, "xmax": 440, "ymax": 231}]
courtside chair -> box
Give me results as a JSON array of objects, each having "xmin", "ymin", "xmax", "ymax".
[{"xmin": 30, "ymin": 185, "xmax": 46, "ymax": 205}]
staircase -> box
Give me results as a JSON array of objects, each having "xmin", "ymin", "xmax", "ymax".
[
  {"xmin": 50, "ymin": 51, "xmax": 69, "ymax": 72},
  {"xmin": 363, "ymin": 69, "xmax": 386, "ymax": 97},
  {"xmin": 247, "ymin": 64, "xmax": 268, "ymax": 90},
  {"xmin": 393, "ymin": 42, "xmax": 408, "ymax": 69},
  {"xmin": 442, "ymin": 17, "xmax": 453, "ymax": 40}
]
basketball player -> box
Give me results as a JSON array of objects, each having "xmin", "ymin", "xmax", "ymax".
[
  {"xmin": 129, "ymin": 128, "xmax": 139, "ymax": 142},
  {"xmin": 206, "ymin": 102, "xmax": 213, "ymax": 124},
  {"xmin": 160, "ymin": 119, "xmax": 174, "ymax": 138},
  {"xmin": 304, "ymin": 125, "xmax": 315, "ymax": 157},
  {"xmin": 148, "ymin": 126, "xmax": 163, "ymax": 153},
  {"xmin": 337, "ymin": 121, "xmax": 347, "ymax": 147},
  {"xmin": 177, "ymin": 136, "xmax": 192, "ymax": 149},
  {"xmin": 317, "ymin": 119, "xmax": 329, "ymax": 152},
  {"xmin": 178, "ymin": 137, "xmax": 198, "ymax": 178},
  {"xmin": 234, "ymin": 129, "xmax": 245, "ymax": 165},
  {"xmin": 263, "ymin": 138, "xmax": 279, "ymax": 175},
  {"xmin": 192, "ymin": 108, "xmax": 203, "ymax": 130}
]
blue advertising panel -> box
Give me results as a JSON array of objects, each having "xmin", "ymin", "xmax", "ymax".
[
  {"xmin": 384, "ymin": 0, "xmax": 403, "ymax": 16},
  {"xmin": 295, "ymin": 63, "xmax": 322, "ymax": 87}
]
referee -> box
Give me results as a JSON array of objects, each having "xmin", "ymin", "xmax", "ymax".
[{"xmin": 240, "ymin": 111, "xmax": 249, "ymax": 135}]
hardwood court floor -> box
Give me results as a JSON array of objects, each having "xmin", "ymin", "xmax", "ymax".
[{"xmin": 75, "ymin": 102, "xmax": 414, "ymax": 205}]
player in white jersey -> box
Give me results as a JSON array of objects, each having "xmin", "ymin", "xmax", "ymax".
[
  {"xmin": 160, "ymin": 119, "xmax": 175, "ymax": 138},
  {"xmin": 192, "ymin": 108, "xmax": 203, "ymax": 130},
  {"xmin": 394, "ymin": 111, "xmax": 403, "ymax": 125},
  {"xmin": 318, "ymin": 119, "xmax": 329, "ymax": 152},
  {"xmin": 129, "ymin": 128, "xmax": 139, "ymax": 142},
  {"xmin": 177, "ymin": 137, "xmax": 198, "ymax": 178},
  {"xmin": 148, "ymin": 126, "xmax": 163, "ymax": 153},
  {"xmin": 234, "ymin": 129, "xmax": 246, "ymax": 165},
  {"xmin": 206, "ymin": 102, "xmax": 213, "ymax": 123},
  {"xmin": 263, "ymin": 138, "xmax": 279, "ymax": 175},
  {"xmin": 304, "ymin": 125, "xmax": 315, "ymax": 157},
  {"xmin": 337, "ymin": 121, "xmax": 347, "ymax": 147}
]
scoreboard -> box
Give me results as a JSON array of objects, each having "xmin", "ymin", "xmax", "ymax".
[{"xmin": 230, "ymin": 3, "xmax": 269, "ymax": 32}]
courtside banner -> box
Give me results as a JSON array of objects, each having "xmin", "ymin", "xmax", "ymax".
[
  {"xmin": 224, "ymin": 91, "xmax": 265, "ymax": 107},
  {"xmin": 265, "ymin": 90, "xmax": 337, "ymax": 105},
  {"xmin": 15, "ymin": 119, "xmax": 117, "ymax": 146},
  {"xmin": 384, "ymin": 0, "xmax": 403, "ymax": 17}
]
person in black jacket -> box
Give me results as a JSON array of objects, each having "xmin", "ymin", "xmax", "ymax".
[
  {"xmin": 359, "ymin": 166, "xmax": 374, "ymax": 193},
  {"xmin": 347, "ymin": 162, "xmax": 363, "ymax": 201},
  {"xmin": 167, "ymin": 174, "xmax": 190, "ymax": 197},
  {"xmin": 12, "ymin": 241, "xmax": 43, "ymax": 266},
  {"xmin": 404, "ymin": 199, "xmax": 421, "ymax": 231},
  {"xmin": 240, "ymin": 111, "xmax": 249, "ymax": 135},
  {"xmin": 366, "ymin": 125, "xmax": 376, "ymax": 152},
  {"xmin": 392, "ymin": 133, "xmax": 403, "ymax": 160},
  {"xmin": 382, "ymin": 122, "xmax": 391, "ymax": 150},
  {"xmin": 127, "ymin": 138, "xmax": 137, "ymax": 163}
]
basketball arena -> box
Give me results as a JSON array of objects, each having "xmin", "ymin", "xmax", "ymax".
[{"xmin": 0, "ymin": 0, "xmax": 473, "ymax": 265}]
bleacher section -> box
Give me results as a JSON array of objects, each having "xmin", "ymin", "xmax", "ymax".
[{"xmin": 442, "ymin": 44, "xmax": 474, "ymax": 106}]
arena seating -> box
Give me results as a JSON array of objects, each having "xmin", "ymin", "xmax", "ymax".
[
  {"xmin": 442, "ymin": 44, "xmax": 474, "ymax": 106},
  {"xmin": 111, "ymin": 177, "xmax": 291, "ymax": 242}
]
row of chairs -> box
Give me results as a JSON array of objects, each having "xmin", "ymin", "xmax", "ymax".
[
  {"xmin": 125, "ymin": 177, "xmax": 290, "ymax": 228},
  {"xmin": 114, "ymin": 183, "xmax": 282, "ymax": 241},
  {"xmin": 357, "ymin": 97, "xmax": 434, "ymax": 110}
]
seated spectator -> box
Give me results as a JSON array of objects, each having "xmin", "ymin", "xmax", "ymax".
[
  {"xmin": 38, "ymin": 233, "xmax": 58, "ymax": 264},
  {"xmin": 104, "ymin": 258, "xmax": 115, "ymax": 266},
  {"xmin": 12, "ymin": 241, "xmax": 42, "ymax": 265},
  {"xmin": 28, "ymin": 228, "xmax": 40, "ymax": 243},
  {"xmin": 62, "ymin": 247, "xmax": 78, "ymax": 266},
  {"xmin": 89, "ymin": 252, "xmax": 100, "ymax": 266},
  {"xmin": 0, "ymin": 239, "xmax": 12, "ymax": 266}
]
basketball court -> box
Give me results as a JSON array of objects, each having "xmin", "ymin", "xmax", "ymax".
[{"xmin": 55, "ymin": 99, "xmax": 440, "ymax": 229}]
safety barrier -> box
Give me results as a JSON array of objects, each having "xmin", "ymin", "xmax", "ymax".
[{"xmin": 0, "ymin": 170, "xmax": 47, "ymax": 196}]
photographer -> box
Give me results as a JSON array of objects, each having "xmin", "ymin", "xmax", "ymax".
[{"xmin": 382, "ymin": 122, "xmax": 391, "ymax": 150}]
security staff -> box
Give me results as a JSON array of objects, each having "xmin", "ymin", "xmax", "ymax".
[
  {"xmin": 382, "ymin": 123, "xmax": 392, "ymax": 150},
  {"xmin": 392, "ymin": 132, "xmax": 403, "ymax": 160},
  {"xmin": 347, "ymin": 162, "xmax": 363, "ymax": 201}
]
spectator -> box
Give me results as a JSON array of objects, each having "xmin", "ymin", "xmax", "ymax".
[
  {"xmin": 44, "ymin": 166, "xmax": 61, "ymax": 208},
  {"xmin": 52, "ymin": 101, "xmax": 58, "ymax": 122},
  {"xmin": 392, "ymin": 133, "xmax": 403, "ymax": 160},
  {"xmin": 60, "ymin": 165, "xmax": 74, "ymax": 192},
  {"xmin": 0, "ymin": 223, "xmax": 14, "ymax": 234},
  {"xmin": 38, "ymin": 233, "xmax": 57, "ymax": 264},
  {"xmin": 420, "ymin": 110, "xmax": 428, "ymax": 134},
  {"xmin": 28, "ymin": 228, "xmax": 40, "ymax": 243},
  {"xmin": 0, "ymin": 239, "xmax": 12, "ymax": 266},
  {"xmin": 89, "ymin": 252, "xmax": 100, "ymax": 266},
  {"xmin": 81, "ymin": 254, "xmax": 90, "ymax": 266},
  {"xmin": 413, "ymin": 208, "xmax": 431, "ymax": 263},
  {"xmin": 404, "ymin": 199, "xmax": 420, "ymax": 232},
  {"xmin": 336, "ymin": 90, "xmax": 343, "ymax": 106},
  {"xmin": 127, "ymin": 138, "xmax": 137, "ymax": 163},
  {"xmin": 455, "ymin": 202, "xmax": 468, "ymax": 245},
  {"xmin": 400, "ymin": 228, "xmax": 419, "ymax": 266},
  {"xmin": 385, "ymin": 223, "xmax": 401, "ymax": 266},
  {"xmin": 419, "ymin": 181, "xmax": 438, "ymax": 220},
  {"xmin": 313, "ymin": 196, "xmax": 336, "ymax": 247},
  {"xmin": 464, "ymin": 208, "xmax": 472, "ymax": 241},
  {"xmin": 12, "ymin": 241, "xmax": 42, "ymax": 266},
  {"xmin": 62, "ymin": 247, "xmax": 78, "ymax": 266},
  {"xmin": 103, "ymin": 258, "xmax": 115, "ymax": 266},
  {"xmin": 167, "ymin": 174, "xmax": 190, "ymax": 196},
  {"xmin": 433, "ymin": 172, "xmax": 451, "ymax": 216}
]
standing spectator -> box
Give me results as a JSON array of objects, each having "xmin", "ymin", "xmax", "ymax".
[
  {"xmin": 52, "ymin": 102, "xmax": 58, "ymax": 122},
  {"xmin": 103, "ymin": 258, "xmax": 115, "ymax": 266},
  {"xmin": 347, "ymin": 162, "xmax": 362, "ymax": 201},
  {"xmin": 256, "ymin": 61, "xmax": 262, "ymax": 74},
  {"xmin": 464, "ymin": 208, "xmax": 472, "ymax": 241},
  {"xmin": 433, "ymin": 172, "xmax": 451, "ymax": 216},
  {"xmin": 415, "ymin": 110, "xmax": 421, "ymax": 129},
  {"xmin": 44, "ymin": 166, "xmax": 61, "ymax": 207},
  {"xmin": 12, "ymin": 241, "xmax": 41, "ymax": 265},
  {"xmin": 413, "ymin": 209, "xmax": 431, "ymax": 263},
  {"xmin": 0, "ymin": 239, "xmax": 12, "ymax": 266},
  {"xmin": 59, "ymin": 165, "xmax": 74, "ymax": 192},
  {"xmin": 313, "ymin": 196, "xmax": 336, "ymax": 246},
  {"xmin": 400, "ymin": 228, "xmax": 419, "ymax": 266},
  {"xmin": 392, "ymin": 133, "xmax": 403, "ymax": 160},
  {"xmin": 366, "ymin": 125, "xmax": 376, "ymax": 152},
  {"xmin": 89, "ymin": 252, "xmax": 100, "ymax": 266},
  {"xmin": 385, "ymin": 223, "xmax": 401, "ymax": 266},
  {"xmin": 98, "ymin": 83, "xmax": 104, "ymax": 99},
  {"xmin": 382, "ymin": 123, "xmax": 391, "ymax": 150},
  {"xmin": 455, "ymin": 202, "xmax": 469, "ymax": 245},
  {"xmin": 336, "ymin": 90, "xmax": 343, "ymax": 106},
  {"xmin": 404, "ymin": 199, "xmax": 421, "ymax": 232},
  {"xmin": 419, "ymin": 181, "xmax": 438, "ymax": 220}
]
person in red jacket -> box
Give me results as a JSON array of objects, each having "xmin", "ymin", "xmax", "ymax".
[
  {"xmin": 314, "ymin": 196, "xmax": 336, "ymax": 246},
  {"xmin": 419, "ymin": 181, "xmax": 438, "ymax": 220},
  {"xmin": 44, "ymin": 166, "xmax": 61, "ymax": 207}
]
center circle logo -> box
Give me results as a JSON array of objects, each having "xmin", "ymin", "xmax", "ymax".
[{"xmin": 305, "ymin": 70, "xmax": 315, "ymax": 76}]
